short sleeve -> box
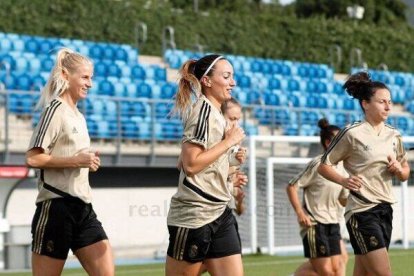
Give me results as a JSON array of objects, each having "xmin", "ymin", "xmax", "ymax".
[
  {"xmin": 288, "ymin": 158, "xmax": 319, "ymax": 188},
  {"xmin": 182, "ymin": 101, "xmax": 211, "ymax": 149},
  {"xmin": 394, "ymin": 134, "xmax": 408, "ymax": 163},
  {"xmin": 28, "ymin": 100, "xmax": 62, "ymax": 152},
  {"xmin": 322, "ymin": 128, "xmax": 352, "ymax": 166}
]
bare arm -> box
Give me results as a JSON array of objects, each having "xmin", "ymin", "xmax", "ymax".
[
  {"xmin": 318, "ymin": 163, "xmax": 363, "ymax": 191},
  {"xmin": 286, "ymin": 184, "xmax": 312, "ymax": 227},
  {"xmin": 234, "ymin": 187, "xmax": 245, "ymax": 216},
  {"xmin": 181, "ymin": 125, "xmax": 244, "ymax": 176},
  {"xmin": 338, "ymin": 198, "xmax": 347, "ymax": 207},
  {"xmin": 387, "ymin": 156, "xmax": 410, "ymax": 181},
  {"xmin": 26, "ymin": 148, "xmax": 99, "ymax": 170}
]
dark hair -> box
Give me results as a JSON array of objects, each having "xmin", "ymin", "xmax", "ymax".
[
  {"xmin": 343, "ymin": 71, "xmax": 389, "ymax": 112},
  {"xmin": 318, "ymin": 118, "xmax": 340, "ymax": 151},
  {"xmin": 174, "ymin": 54, "xmax": 226, "ymax": 118},
  {"xmin": 221, "ymin": 98, "xmax": 241, "ymax": 114}
]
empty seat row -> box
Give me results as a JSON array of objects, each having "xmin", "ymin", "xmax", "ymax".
[
  {"xmin": 164, "ymin": 49, "xmax": 334, "ymax": 79},
  {"xmin": 0, "ymin": 33, "xmax": 138, "ymax": 63}
]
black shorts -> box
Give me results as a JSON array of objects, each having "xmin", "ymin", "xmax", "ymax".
[
  {"xmin": 303, "ymin": 223, "xmax": 341, "ymax": 258},
  {"xmin": 167, "ymin": 207, "xmax": 241, "ymax": 263},
  {"xmin": 346, "ymin": 203, "xmax": 393, "ymax": 255},
  {"xmin": 31, "ymin": 198, "xmax": 108, "ymax": 260}
]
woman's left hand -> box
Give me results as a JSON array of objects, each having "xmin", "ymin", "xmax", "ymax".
[
  {"xmin": 235, "ymin": 147, "xmax": 247, "ymax": 164},
  {"xmin": 387, "ymin": 155, "xmax": 403, "ymax": 176},
  {"xmin": 89, "ymin": 151, "xmax": 101, "ymax": 172}
]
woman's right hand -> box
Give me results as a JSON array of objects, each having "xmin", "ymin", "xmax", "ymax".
[
  {"xmin": 75, "ymin": 151, "xmax": 97, "ymax": 168},
  {"xmin": 341, "ymin": 175, "xmax": 363, "ymax": 191},
  {"xmin": 297, "ymin": 210, "xmax": 312, "ymax": 227},
  {"xmin": 225, "ymin": 125, "xmax": 245, "ymax": 147}
]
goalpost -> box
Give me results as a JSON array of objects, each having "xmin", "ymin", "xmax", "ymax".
[{"xmin": 246, "ymin": 135, "xmax": 413, "ymax": 255}]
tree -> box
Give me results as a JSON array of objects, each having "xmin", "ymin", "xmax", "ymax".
[{"xmin": 295, "ymin": 0, "xmax": 407, "ymax": 25}]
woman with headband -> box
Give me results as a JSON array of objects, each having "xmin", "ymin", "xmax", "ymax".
[{"xmin": 166, "ymin": 55, "xmax": 246, "ymax": 276}]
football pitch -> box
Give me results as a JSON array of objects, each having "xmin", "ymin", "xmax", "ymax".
[{"xmin": 3, "ymin": 249, "xmax": 414, "ymax": 275}]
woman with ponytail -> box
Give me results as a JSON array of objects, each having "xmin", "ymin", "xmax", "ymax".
[
  {"xmin": 166, "ymin": 55, "xmax": 246, "ymax": 276},
  {"xmin": 287, "ymin": 118, "xmax": 349, "ymax": 276},
  {"xmin": 26, "ymin": 48, "xmax": 114, "ymax": 275},
  {"xmin": 318, "ymin": 71, "xmax": 410, "ymax": 276}
]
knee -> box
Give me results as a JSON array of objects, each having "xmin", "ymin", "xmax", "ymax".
[{"xmin": 317, "ymin": 267, "xmax": 335, "ymax": 276}]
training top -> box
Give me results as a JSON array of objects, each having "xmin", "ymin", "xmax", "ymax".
[
  {"xmin": 168, "ymin": 95, "xmax": 232, "ymax": 228},
  {"xmin": 321, "ymin": 121, "xmax": 407, "ymax": 221},
  {"xmin": 289, "ymin": 155, "xmax": 349, "ymax": 237},
  {"xmin": 28, "ymin": 98, "xmax": 92, "ymax": 204}
]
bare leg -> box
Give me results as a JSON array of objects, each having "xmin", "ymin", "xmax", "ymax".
[
  {"xmin": 74, "ymin": 240, "xmax": 114, "ymax": 276},
  {"xmin": 32, "ymin": 253, "xmax": 65, "ymax": 276},
  {"xmin": 165, "ymin": 256, "xmax": 203, "ymax": 276},
  {"xmin": 204, "ymin": 254, "xmax": 243, "ymax": 276},
  {"xmin": 355, "ymin": 248, "xmax": 391, "ymax": 276}
]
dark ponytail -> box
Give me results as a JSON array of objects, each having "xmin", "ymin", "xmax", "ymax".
[{"xmin": 318, "ymin": 118, "xmax": 340, "ymax": 151}]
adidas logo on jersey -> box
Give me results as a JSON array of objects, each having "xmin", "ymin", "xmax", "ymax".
[{"xmin": 72, "ymin": 127, "xmax": 78, "ymax": 134}]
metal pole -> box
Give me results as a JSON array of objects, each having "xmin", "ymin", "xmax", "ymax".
[
  {"xmin": 194, "ymin": 0, "xmax": 199, "ymax": 13},
  {"xmin": 249, "ymin": 136, "xmax": 257, "ymax": 253}
]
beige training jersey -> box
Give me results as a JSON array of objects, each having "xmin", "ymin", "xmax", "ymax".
[
  {"xmin": 168, "ymin": 95, "xmax": 232, "ymax": 228},
  {"xmin": 289, "ymin": 155, "xmax": 349, "ymax": 237},
  {"xmin": 322, "ymin": 121, "xmax": 407, "ymax": 221},
  {"xmin": 28, "ymin": 98, "xmax": 92, "ymax": 204}
]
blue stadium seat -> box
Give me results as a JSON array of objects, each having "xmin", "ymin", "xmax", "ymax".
[
  {"xmin": 155, "ymin": 102, "xmax": 172, "ymax": 119},
  {"xmin": 131, "ymin": 65, "xmax": 146, "ymax": 80},
  {"xmin": 288, "ymin": 94, "xmax": 306, "ymax": 107},
  {"xmin": 29, "ymin": 58, "xmax": 41, "ymax": 73},
  {"xmin": 268, "ymin": 78, "xmax": 281, "ymax": 90},
  {"xmin": 297, "ymin": 65, "xmax": 308, "ymax": 78},
  {"xmin": 41, "ymin": 57, "xmax": 54, "ymax": 72},
  {"xmin": 287, "ymin": 79, "xmax": 299, "ymax": 91},
  {"xmin": 236, "ymin": 74, "xmax": 251, "ymax": 88},
  {"xmin": 0, "ymin": 38, "xmax": 13, "ymax": 52},
  {"xmin": 94, "ymin": 62, "xmax": 107, "ymax": 77},
  {"xmin": 20, "ymin": 94, "xmax": 35, "ymax": 113},
  {"xmin": 283, "ymin": 124, "xmax": 299, "ymax": 136},
  {"xmin": 103, "ymin": 45, "xmax": 115, "ymax": 60},
  {"xmin": 271, "ymin": 62, "xmax": 282, "ymax": 75},
  {"xmin": 95, "ymin": 80, "xmax": 112, "ymax": 96},
  {"xmin": 306, "ymin": 95, "xmax": 318, "ymax": 108},
  {"xmin": 25, "ymin": 38, "xmax": 40, "ymax": 53},
  {"xmin": 38, "ymin": 40, "xmax": 53, "ymax": 54},
  {"xmin": 113, "ymin": 82, "xmax": 125, "ymax": 97},
  {"xmin": 153, "ymin": 67, "xmax": 166, "ymax": 81},
  {"xmin": 137, "ymin": 121, "xmax": 151, "ymax": 139},
  {"xmin": 343, "ymin": 98, "xmax": 356, "ymax": 110},
  {"xmin": 31, "ymin": 74, "xmax": 47, "ymax": 90},
  {"xmin": 125, "ymin": 83, "xmax": 137, "ymax": 98},
  {"xmin": 0, "ymin": 54, "xmax": 16, "ymax": 71},
  {"xmin": 131, "ymin": 102, "xmax": 148, "ymax": 118},
  {"xmin": 89, "ymin": 44, "xmax": 104, "ymax": 60},
  {"xmin": 114, "ymin": 47, "xmax": 128, "ymax": 62},
  {"xmin": 160, "ymin": 82, "xmax": 176, "ymax": 99},
  {"xmin": 7, "ymin": 93, "xmax": 20, "ymax": 113},
  {"xmin": 137, "ymin": 82, "xmax": 152, "ymax": 98},
  {"xmin": 15, "ymin": 57, "xmax": 29, "ymax": 73},
  {"xmin": 15, "ymin": 73, "xmax": 32, "ymax": 91},
  {"xmin": 106, "ymin": 63, "xmax": 121, "ymax": 78}
]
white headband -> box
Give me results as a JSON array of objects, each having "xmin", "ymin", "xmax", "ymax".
[{"xmin": 201, "ymin": 56, "xmax": 224, "ymax": 78}]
